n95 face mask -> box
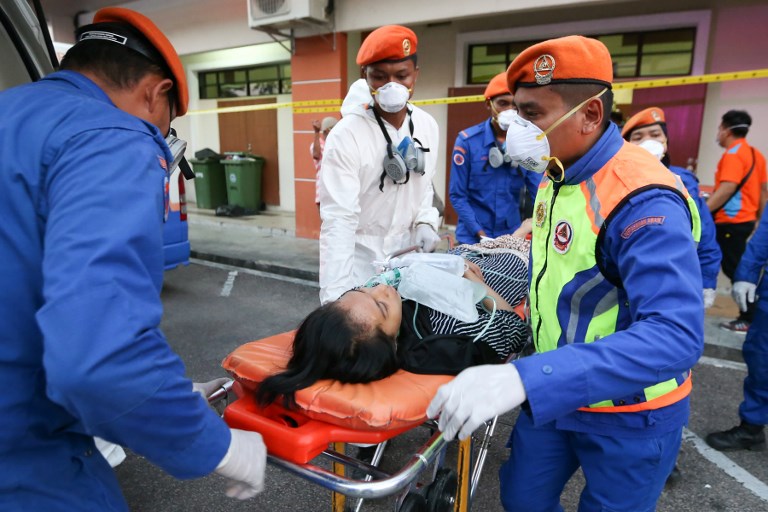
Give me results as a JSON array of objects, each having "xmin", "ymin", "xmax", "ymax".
[
  {"xmin": 496, "ymin": 108, "xmax": 517, "ymax": 131},
  {"xmin": 505, "ymin": 88, "xmax": 608, "ymax": 175},
  {"xmin": 374, "ymin": 82, "xmax": 411, "ymax": 113},
  {"xmin": 505, "ymin": 111, "xmax": 552, "ymax": 173},
  {"xmin": 637, "ymin": 139, "xmax": 666, "ymax": 160}
]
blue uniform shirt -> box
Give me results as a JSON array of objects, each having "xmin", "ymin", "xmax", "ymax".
[
  {"xmin": 515, "ymin": 124, "xmax": 704, "ymax": 437},
  {"xmin": 0, "ymin": 71, "xmax": 230, "ymax": 511},
  {"xmin": 735, "ymin": 205, "xmax": 768, "ymax": 301},
  {"xmin": 671, "ymin": 165, "xmax": 722, "ymax": 289},
  {"xmin": 449, "ymin": 119, "xmax": 540, "ymax": 243}
]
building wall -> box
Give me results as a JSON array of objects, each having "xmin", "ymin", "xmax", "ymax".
[
  {"xmin": 61, "ymin": 1, "xmax": 768, "ymax": 209},
  {"xmin": 177, "ymin": 43, "xmax": 295, "ymax": 209},
  {"xmin": 696, "ymin": 3, "xmax": 768, "ymax": 186}
]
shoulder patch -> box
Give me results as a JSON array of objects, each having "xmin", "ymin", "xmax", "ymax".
[
  {"xmin": 453, "ymin": 152, "xmax": 465, "ymax": 166},
  {"xmin": 621, "ymin": 216, "xmax": 665, "ymax": 239}
]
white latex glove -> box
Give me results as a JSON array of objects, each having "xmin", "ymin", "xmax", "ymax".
[
  {"xmin": 703, "ymin": 288, "xmax": 717, "ymax": 309},
  {"xmin": 415, "ymin": 224, "xmax": 441, "ymax": 253},
  {"xmin": 427, "ymin": 363, "xmax": 526, "ymax": 441},
  {"xmin": 193, "ymin": 377, "xmax": 231, "ymax": 401},
  {"xmin": 215, "ymin": 429, "xmax": 267, "ymax": 500},
  {"xmin": 732, "ymin": 281, "xmax": 757, "ymax": 313}
]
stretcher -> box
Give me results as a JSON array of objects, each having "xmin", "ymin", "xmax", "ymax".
[{"xmin": 213, "ymin": 331, "xmax": 502, "ymax": 512}]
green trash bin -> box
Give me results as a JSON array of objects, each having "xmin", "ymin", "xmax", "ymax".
[
  {"xmin": 190, "ymin": 157, "xmax": 228, "ymax": 209},
  {"xmin": 223, "ymin": 153, "xmax": 265, "ymax": 211}
]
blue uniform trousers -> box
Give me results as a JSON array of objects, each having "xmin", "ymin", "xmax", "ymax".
[
  {"xmin": 739, "ymin": 301, "xmax": 768, "ymax": 425},
  {"xmin": 499, "ymin": 410, "xmax": 681, "ymax": 512}
]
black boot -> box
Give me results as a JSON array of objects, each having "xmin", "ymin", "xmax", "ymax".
[{"xmin": 705, "ymin": 421, "xmax": 766, "ymax": 451}]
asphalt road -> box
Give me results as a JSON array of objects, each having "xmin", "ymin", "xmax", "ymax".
[{"xmin": 114, "ymin": 261, "xmax": 768, "ymax": 512}]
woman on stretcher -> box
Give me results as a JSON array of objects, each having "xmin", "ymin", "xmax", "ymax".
[{"xmin": 256, "ymin": 225, "xmax": 532, "ymax": 408}]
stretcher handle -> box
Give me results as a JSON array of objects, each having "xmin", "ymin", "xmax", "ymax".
[
  {"xmin": 267, "ymin": 429, "xmax": 448, "ymax": 499},
  {"xmin": 207, "ymin": 379, "xmax": 233, "ymax": 406}
]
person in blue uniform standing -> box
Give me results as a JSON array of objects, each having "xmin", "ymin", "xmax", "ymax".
[
  {"xmin": 0, "ymin": 8, "xmax": 266, "ymax": 511},
  {"xmin": 622, "ymin": 107, "xmax": 722, "ymax": 308},
  {"xmin": 705, "ymin": 205, "xmax": 768, "ymax": 451},
  {"xmin": 449, "ymin": 72, "xmax": 540, "ymax": 244},
  {"xmin": 622, "ymin": 106, "xmax": 723, "ymax": 485},
  {"xmin": 428, "ymin": 36, "xmax": 704, "ymax": 511}
]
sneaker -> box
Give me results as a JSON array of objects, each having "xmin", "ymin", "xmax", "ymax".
[
  {"xmin": 705, "ymin": 422, "xmax": 766, "ymax": 451},
  {"xmin": 719, "ymin": 319, "xmax": 750, "ymax": 334}
]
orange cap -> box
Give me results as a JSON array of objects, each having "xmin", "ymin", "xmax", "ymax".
[
  {"xmin": 621, "ymin": 107, "xmax": 666, "ymax": 138},
  {"xmin": 91, "ymin": 7, "xmax": 188, "ymax": 116},
  {"xmin": 506, "ymin": 35, "xmax": 612, "ymax": 92},
  {"xmin": 356, "ymin": 25, "xmax": 417, "ymax": 66},
  {"xmin": 484, "ymin": 72, "xmax": 511, "ymax": 100}
]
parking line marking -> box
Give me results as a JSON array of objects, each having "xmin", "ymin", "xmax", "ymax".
[
  {"xmin": 683, "ymin": 428, "xmax": 768, "ymax": 501},
  {"xmin": 697, "ymin": 356, "xmax": 747, "ymax": 372},
  {"xmin": 220, "ymin": 270, "xmax": 238, "ymax": 297},
  {"xmin": 193, "ymin": 259, "xmax": 320, "ymax": 288}
]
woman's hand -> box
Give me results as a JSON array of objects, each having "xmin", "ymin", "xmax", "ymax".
[
  {"xmin": 511, "ymin": 218, "xmax": 532, "ymax": 238},
  {"xmin": 463, "ymin": 260, "xmax": 484, "ymax": 283}
]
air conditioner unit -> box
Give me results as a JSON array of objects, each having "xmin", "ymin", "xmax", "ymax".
[{"xmin": 248, "ymin": 0, "xmax": 329, "ymax": 30}]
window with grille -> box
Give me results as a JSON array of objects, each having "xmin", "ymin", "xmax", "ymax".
[
  {"xmin": 199, "ymin": 62, "xmax": 291, "ymax": 99},
  {"xmin": 467, "ymin": 28, "xmax": 695, "ymax": 85}
]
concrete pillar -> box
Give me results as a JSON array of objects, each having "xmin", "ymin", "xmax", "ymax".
[{"xmin": 291, "ymin": 33, "xmax": 347, "ymax": 239}]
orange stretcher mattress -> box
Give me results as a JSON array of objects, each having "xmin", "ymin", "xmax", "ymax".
[{"xmin": 222, "ymin": 331, "xmax": 454, "ymax": 432}]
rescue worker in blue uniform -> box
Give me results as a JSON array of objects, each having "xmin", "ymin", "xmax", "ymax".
[
  {"xmin": 0, "ymin": 8, "xmax": 266, "ymax": 511},
  {"xmin": 705, "ymin": 205, "xmax": 768, "ymax": 450},
  {"xmin": 449, "ymin": 72, "xmax": 540, "ymax": 244},
  {"xmin": 622, "ymin": 107, "xmax": 722, "ymax": 308},
  {"xmin": 428, "ymin": 36, "xmax": 704, "ymax": 512}
]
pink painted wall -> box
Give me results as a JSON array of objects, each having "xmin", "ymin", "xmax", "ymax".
[{"xmin": 696, "ymin": 4, "xmax": 768, "ymax": 186}]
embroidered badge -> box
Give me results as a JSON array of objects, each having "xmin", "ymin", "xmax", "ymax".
[
  {"xmin": 651, "ymin": 109, "xmax": 662, "ymax": 122},
  {"xmin": 621, "ymin": 216, "xmax": 665, "ymax": 239},
  {"xmin": 534, "ymin": 201, "xmax": 547, "ymax": 227},
  {"xmin": 403, "ymin": 39, "xmax": 411, "ymax": 57},
  {"xmin": 453, "ymin": 153, "xmax": 465, "ymax": 166},
  {"xmin": 552, "ymin": 220, "xmax": 573, "ymax": 254},
  {"xmin": 534, "ymin": 54, "xmax": 556, "ymax": 85}
]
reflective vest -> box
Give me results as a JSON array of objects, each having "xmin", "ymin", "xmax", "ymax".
[{"xmin": 529, "ymin": 143, "xmax": 701, "ymax": 413}]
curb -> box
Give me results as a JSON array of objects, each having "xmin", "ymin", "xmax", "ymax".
[{"xmin": 190, "ymin": 250, "xmax": 319, "ymax": 282}]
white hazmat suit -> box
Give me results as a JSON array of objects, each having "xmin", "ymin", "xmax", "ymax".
[{"xmin": 318, "ymin": 80, "xmax": 440, "ymax": 303}]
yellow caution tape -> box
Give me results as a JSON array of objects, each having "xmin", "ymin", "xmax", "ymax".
[{"xmin": 187, "ymin": 68, "xmax": 768, "ymax": 116}]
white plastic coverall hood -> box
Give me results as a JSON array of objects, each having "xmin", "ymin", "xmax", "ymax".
[{"xmin": 318, "ymin": 81, "xmax": 440, "ymax": 303}]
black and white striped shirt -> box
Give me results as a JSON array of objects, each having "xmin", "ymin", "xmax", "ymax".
[{"xmin": 426, "ymin": 247, "xmax": 529, "ymax": 359}]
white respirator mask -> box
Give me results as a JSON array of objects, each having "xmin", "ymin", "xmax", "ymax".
[
  {"xmin": 373, "ymin": 82, "xmax": 411, "ymax": 113},
  {"xmin": 637, "ymin": 139, "xmax": 666, "ymax": 160},
  {"xmin": 505, "ymin": 88, "xmax": 607, "ymax": 178},
  {"xmin": 496, "ymin": 108, "xmax": 517, "ymax": 131}
]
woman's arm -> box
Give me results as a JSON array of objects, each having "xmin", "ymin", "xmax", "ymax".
[{"xmin": 463, "ymin": 261, "xmax": 515, "ymax": 312}]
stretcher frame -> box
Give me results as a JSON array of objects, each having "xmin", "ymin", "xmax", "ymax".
[
  {"xmin": 211, "ymin": 236, "xmax": 518, "ymax": 511},
  {"xmin": 208, "ymin": 380, "xmax": 497, "ymax": 511}
]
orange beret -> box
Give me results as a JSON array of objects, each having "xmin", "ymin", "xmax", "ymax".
[
  {"xmin": 621, "ymin": 107, "xmax": 666, "ymax": 138},
  {"xmin": 85, "ymin": 7, "xmax": 188, "ymax": 116},
  {"xmin": 357, "ymin": 25, "xmax": 417, "ymax": 66},
  {"xmin": 507, "ymin": 35, "xmax": 612, "ymax": 92},
  {"xmin": 484, "ymin": 72, "xmax": 511, "ymax": 100}
]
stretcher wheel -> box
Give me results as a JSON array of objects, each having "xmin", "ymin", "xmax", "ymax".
[
  {"xmin": 399, "ymin": 492, "xmax": 427, "ymax": 512},
  {"xmin": 425, "ymin": 468, "xmax": 457, "ymax": 512}
]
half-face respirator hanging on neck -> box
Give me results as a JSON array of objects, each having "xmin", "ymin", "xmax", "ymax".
[
  {"xmin": 373, "ymin": 106, "xmax": 429, "ymax": 191},
  {"xmin": 488, "ymin": 143, "xmax": 512, "ymax": 168}
]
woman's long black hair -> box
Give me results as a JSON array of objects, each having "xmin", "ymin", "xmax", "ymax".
[{"xmin": 255, "ymin": 301, "xmax": 400, "ymax": 408}]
